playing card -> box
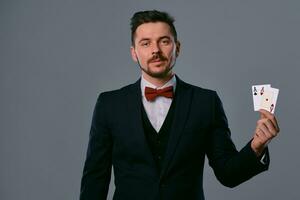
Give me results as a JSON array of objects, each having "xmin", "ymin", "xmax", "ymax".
[
  {"xmin": 260, "ymin": 88, "xmax": 279, "ymax": 114},
  {"xmin": 252, "ymin": 84, "xmax": 271, "ymax": 111}
]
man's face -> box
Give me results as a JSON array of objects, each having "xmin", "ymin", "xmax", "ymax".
[{"xmin": 131, "ymin": 22, "xmax": 180, "ymax": 79}]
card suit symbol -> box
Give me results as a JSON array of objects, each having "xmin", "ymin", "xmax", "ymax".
[
  {"xmin": 260, "ymin": 87, "xmax": 264, "ymax": 95},
  {"xmin": 254, "ymin": 87, "xmax": 257, "ymax": 95},
  {"xmin": 270, "ymin": 104, "xmax": 274, "ymax": 112}
]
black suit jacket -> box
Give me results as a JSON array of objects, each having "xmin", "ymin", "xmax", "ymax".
[{"xmin": 80, "ymin": 76, "xmax": 269, "ymax": 200}]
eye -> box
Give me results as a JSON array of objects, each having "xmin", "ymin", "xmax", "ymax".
[
  {"xmin": 160, "ymin": 39, "xmax": 170, "ymax": 45},
  {"xmin": 140, "ymin": 41, "xmax": 150, "ymax": 47}
]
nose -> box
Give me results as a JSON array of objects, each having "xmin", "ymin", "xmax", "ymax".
[{"xmin": 151, "ymin": 42, "xmax": 161, "ymax": 55}]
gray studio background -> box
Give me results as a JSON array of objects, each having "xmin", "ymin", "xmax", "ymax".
[{"xmin": 1, "ymin": 0, "xmax": 299, "ymax": 199}]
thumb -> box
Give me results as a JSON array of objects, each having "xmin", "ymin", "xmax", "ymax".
[{"xmin": 259, "ymin": 109, "xmax": 267, "ymax": 119}]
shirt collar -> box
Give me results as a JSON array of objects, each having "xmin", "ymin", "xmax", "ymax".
[{"xmin": 140, "ymin": 74, "xmax": 177, "ymax": 97}]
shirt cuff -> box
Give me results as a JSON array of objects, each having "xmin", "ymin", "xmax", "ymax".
[{"xmin": 259, "ymin": 148, "xmax": 269, "ymax": 165}]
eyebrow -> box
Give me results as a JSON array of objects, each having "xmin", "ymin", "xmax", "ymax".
[
  {"xmin": 159, "ymin": 36, "xmax": 171, "ymax": 40},
  {"xmin": 138, "ymin": 36, "xmax": 172, "ymax": 44}
]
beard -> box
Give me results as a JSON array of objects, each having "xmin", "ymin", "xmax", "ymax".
[{"xmin": 137, "ymin": 54, "xmax": 176, "ymax": 79}]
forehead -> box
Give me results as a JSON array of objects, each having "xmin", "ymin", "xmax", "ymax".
[{"xmin": 134, "ymin": 22, "xmax": 173, "ymax": 40}]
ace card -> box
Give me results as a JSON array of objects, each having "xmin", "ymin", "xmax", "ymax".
[
  {"xmin": 252, "ymin": 84, "xmax": 271, "ymax": 111},
  {"xmin": 260, "ymin": 88, "xmax": 279, "ymax": 114}
]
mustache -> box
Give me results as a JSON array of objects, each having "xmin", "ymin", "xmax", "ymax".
[{"xmin": 148, "ymin": 53, "xmax": 167, "ymax": 63}]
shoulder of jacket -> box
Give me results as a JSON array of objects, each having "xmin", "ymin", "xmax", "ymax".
[
  {"xmin": 183, "ymin": 81, "xmax": 217, "ymax": 97},
  {"xmin": 97, "ymin": 81, "xmax": 137, "ymax": 100}
]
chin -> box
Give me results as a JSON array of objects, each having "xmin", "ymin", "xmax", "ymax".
[{"xmin": 149, "ymin": 69, "xmax": 172, "ymax": 78}]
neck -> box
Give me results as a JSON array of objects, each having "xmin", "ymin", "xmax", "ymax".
[{"xmin": 142, "ymin": 72, "xmax": 174, "ymax": 87}]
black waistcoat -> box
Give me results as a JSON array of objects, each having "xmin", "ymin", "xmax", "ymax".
[{"xmin": 141, "ymin": 99, "xmax": 176, "ymax": 173}]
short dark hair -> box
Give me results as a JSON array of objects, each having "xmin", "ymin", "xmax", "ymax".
[{"xmin": 130, "ymin": 10, "xmax": 178, "ymax": 46}]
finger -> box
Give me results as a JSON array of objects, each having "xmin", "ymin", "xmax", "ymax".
[
  {"xmin": 258, "ymin": 118, "xmax": 276, "ymax": 136},
  {"xmin": 257, "ymin": 124, "xmax": 272, "ymax": 140},
  {"xmin": 259, "ymin": 111, "xmax": 267, "ymax": 119},
  {"xmin": 255, "ymin": 123, "xmax": 268, "ymax": 139},
  {"xmin": 259, "ymin": 109, "xmax": 272, "ymax": 119},
  {"xmin": 254, "ymin": 128, "xmax": 268, "ymax": 145},
  {"xmin": 272, "ymin": 115, "xmax": 280, "ymax": 132},
  {"xmin": 259, "ymin": 109, "xmax": 280, "ymax": 132},
  {"xmin": 263, "ymin": 119, "xmax": 278, "ymax": 137},
  {"xmin": 259, "ymin": 123, "xmax": 274, "ymax": 139}
]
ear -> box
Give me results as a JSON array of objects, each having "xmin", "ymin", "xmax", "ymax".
[
  {"xmin": 130, "ymin": 46, "xmax": 138, "ymax": 62},
  {"xmin": 175, "ymin": 41, "xmax": 181, "ymax": 57}
]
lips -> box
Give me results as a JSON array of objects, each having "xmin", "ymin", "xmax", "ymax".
[
  {"xmin": 150, "ymin": 57, "xmax": 167, "ymax": 63},
  {"xmin": 151, "ymin": 59, "xmax": 163, "ymax": 63}
]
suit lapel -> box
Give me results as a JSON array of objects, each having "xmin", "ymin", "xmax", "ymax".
[{"xmin": 160, "ymin": 75, "xmax": 192, "ymax": 177}]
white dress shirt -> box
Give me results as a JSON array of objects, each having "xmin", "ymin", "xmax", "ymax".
[{"xmin": 141, "ymin": 75, "xmax": 176, "ymax": 133}]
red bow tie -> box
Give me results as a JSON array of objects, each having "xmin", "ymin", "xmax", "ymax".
[{"xmin": 144, "ymin": 86, "xmax": 174, "ymax": 101}]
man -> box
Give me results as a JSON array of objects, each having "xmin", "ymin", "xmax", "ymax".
[{"xmin": 80, "ymin": 10, "xmax": 279, "ymax": 200}]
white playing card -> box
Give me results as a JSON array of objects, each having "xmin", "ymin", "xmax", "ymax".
[
  {"xmin": 252, "ymin": 84, "xmax": 271, "ymax": 111},
  {"xmin": 260, "ymin": 88, "xmax": 279, "ymax": 114}
]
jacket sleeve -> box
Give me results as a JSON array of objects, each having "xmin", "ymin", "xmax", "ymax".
[
  {"xmin": 205, "ymin": 92, "xmax": 269, "ymax": 188},
  {"xmin": 80, "ymin": 93, "xmax": 113, "ymax": 199}
]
